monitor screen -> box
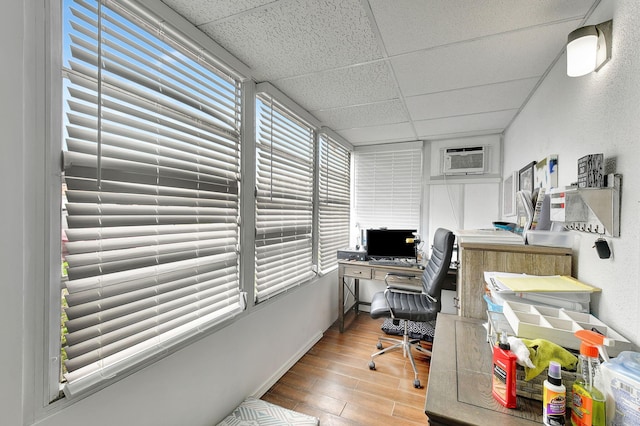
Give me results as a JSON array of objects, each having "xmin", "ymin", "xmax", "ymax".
[{"xmin": 366, "ymin": 229, "xmax": 416, "ymax": 260}]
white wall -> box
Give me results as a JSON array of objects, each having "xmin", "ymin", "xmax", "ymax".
[
  {"xmin": 1, "ymin": 2, "xmax": 28, "ymax": 426},
  {"xmin": 2, "ymin": 2, "xmax": 338, "ymax": 425},
  {"xmin": 503, "ymin": 0, "xmax": 640, "ymax": 347},
  {"xmin": 425, "ymin": 135, "xmax": 502, "ymax": 246},
  {"xmin": 32, "ymin": 277, "xmax": 336, "ymax": 426}
]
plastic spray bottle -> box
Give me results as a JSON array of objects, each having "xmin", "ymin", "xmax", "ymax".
[
  {"xmin": 492, "ymin": 330, "xmax": 517, "ymax": 408},
  {"xmin": 543, "ymin": 360, "xmax": 566, "ymax": 425},
  {"xmin": 571, "ymin": 330, "xmax": 607, "ymax": 426}
]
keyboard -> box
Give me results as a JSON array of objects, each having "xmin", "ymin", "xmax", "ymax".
[{"xmin": 368, "ymin": 259, "xmax": 418, "ymax": 267}]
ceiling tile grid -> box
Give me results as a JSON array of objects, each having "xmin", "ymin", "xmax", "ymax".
[
  {"xmin": 404, "ymin": 77, "xmax": 540, "ymax": 121},
  {"xmin": 196, "ymin": 0, "xmax": 383, "ymax": 81},
  {"xmin": 161, "ymin": 0, "xmax": 600, "ymax": 145},
  {"xmin": 337, "ymin": 122, "xmax": 416, "ymax": 145},
  {"xmin": 390, "ymin": 21, "xmax": 583, "ymax": 97},
  {"xmin": 414, "ymin": 110, "xmax": 518, "ymax": 140},
  {"xmin": 164, "ymin": 0, "xmax": 276, "ymax": 26},
  {"xmin": 272, "ymin": 61, "xmax": 399, "ymax": 112},
  {"xmin": 369, "ymin": 0, "xmax": 596, "ymax": 55},
  {"xmin": 312, "ymin": 99, "xmax": 409, "ymax": 131}
]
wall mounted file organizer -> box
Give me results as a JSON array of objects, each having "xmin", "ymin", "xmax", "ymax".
[{"xmin": 549, "ymin": 175, "xmax": 621, "ymax": 236}]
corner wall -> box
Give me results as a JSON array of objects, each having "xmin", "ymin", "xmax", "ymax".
[{"xmin": 503, "ymin": 0, "xmax": 640, "ymax": 346}]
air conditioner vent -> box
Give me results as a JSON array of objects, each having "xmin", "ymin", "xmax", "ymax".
[{"xmin": 442, "ymin": 146, "xmax": 485, "ymax": 175}]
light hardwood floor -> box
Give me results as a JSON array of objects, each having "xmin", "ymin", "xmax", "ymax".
[{"xmin": 261, "ymin": 312, "xmax": 432, "ymax": 425}]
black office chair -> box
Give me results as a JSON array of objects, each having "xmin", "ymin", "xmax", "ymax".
[{"xmin": 368, "ymin": 228, "xmax": 455, "ymax": 388}]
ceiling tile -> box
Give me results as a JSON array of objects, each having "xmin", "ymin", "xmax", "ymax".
[
  {"xmin": 273, "ymin": 61, "xmax": 398, "ymax": 111},
  {"xmin": 162, "ymin": 0, "xmax": 275, "ymax": 26},
  {"xmin": 197, "ymin": 0, "xmax": 383, "ymax": 80},
  {"xmin": 337, "ymin": 122, "xmax": 416, "ymax": 145},
  {"xmin": 414, "ymin": 110, "xmax": 517, "ymax": 139},
  {"xmin": 158, "ymin": 0, "xmax": 599, "ymax": 146},
  {"xmin": 370, "ymin": 0, "xmax": 596, "ymax": 55},
  {"xmin": 313, "ymin": 99, "xmax": 408, "ymax": 130},
  {"xmin": 391, "ymin": 20, "xmax": 581, "ymax": 96},
  {"xmin": 405, "ymin": 78, "xmax": 539, "ymax": 121}
]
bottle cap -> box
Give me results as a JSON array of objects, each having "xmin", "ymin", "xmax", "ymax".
[
  {"xmin": 575, "ymin": 329, "xmax": 608, "ymax": 357},
  {"xmin": 547, "ymin": 360, "xmax": 562, "ymax": 385},
  {"xmin": 498, "ymin": 331, "xmax": 510, "ymax": 350}
]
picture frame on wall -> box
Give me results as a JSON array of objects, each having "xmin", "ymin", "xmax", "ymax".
[
  {"xmin": 519, "ymin": 161, "xmax": 536, "ymax": 193},
  {"xmin": 502, "ymin": 171, "xmax": 517, "ymax": 216},
  {"xmin": 534, "ymin": 155, "xmax": 558, "ymax": 189}
]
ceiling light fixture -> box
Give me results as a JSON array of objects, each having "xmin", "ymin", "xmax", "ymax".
[{"xmin": 566, "ymin": 20, "xmax": 612, "ymax": 77}]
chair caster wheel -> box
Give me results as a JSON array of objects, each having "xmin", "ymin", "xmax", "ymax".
[
  {"xmin": 369, "ymin": 361, "xmax": 376, "ymax": 370},
  {"xmin": 376, "ymin": 342, "xmax": 383, "ymax": 350},
  {"xmin": 413, "ymin": 379, "xmax": 421, "ymax": 388}
]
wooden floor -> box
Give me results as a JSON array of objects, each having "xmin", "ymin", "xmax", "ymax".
[{"xmin": 261, "ymin": 312, "xmax": 432, "ymax": 425}]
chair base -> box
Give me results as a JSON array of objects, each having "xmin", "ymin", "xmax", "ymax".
[{"xmin": 368, "ymin": 320, "xmax": 432, "ymax": 389}]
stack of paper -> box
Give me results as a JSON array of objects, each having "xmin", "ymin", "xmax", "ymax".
[
  {"xmin": 455, "ymin": 229, "xmax": 524, "ymax": 244},
  {"xmin": 484, "ymin": 272, "xmax": 597, "ymax": 312}
]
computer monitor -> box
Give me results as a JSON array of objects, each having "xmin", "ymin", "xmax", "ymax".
[{"xmin": 365, "ymin": 229, "xmax": 417, "ymax": 260}]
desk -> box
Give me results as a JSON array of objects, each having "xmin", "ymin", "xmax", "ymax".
[
  {"xmin": 425, "ymin": 314, "xmax": 543, "ymax": 425},
  {"xmin": 337, "ymin": 260, "xmax": 425, "ymax": 333},
  {"xmin": 457, "ymin": 243, "xmax": 572, "ymax": 319}
]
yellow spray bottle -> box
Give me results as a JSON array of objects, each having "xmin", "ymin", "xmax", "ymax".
[{"xmin": 571, "ymin": 330, "xmax": 607, "ymax": 426}]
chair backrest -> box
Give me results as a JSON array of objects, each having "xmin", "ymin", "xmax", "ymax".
[{"xmin": 421, "ymin": 228, "xmax": 455, "ymax": 312}]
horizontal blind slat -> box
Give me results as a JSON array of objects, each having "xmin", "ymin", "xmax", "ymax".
[
  {"xmin": 61, "ymin": 0, "xmax": 243, "ymax": 395},
  {"xmin": 254, "ymin": 94, "xmax": 314, "ymax": 303}
]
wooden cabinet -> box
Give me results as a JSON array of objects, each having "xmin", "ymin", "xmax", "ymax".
[{"xmin": 457, "ymin": 243, "xmax": 572, "ymax": 319}]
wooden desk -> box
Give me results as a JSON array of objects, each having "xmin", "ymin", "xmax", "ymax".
[
  {"xmin": 457, "ymin": 243, "xmax": 572, "ymax": 319},
  {"xmin": 425, "ymin": 314, "xmax": 543, "ymax": 425},
  {"xmin": 337, "ymin": 260, "xmax": 424, "ymax": 332}
]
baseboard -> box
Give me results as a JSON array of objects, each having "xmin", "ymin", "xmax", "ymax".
[{"xmin": 252, "ymin": 331, "xmax": 323, "ymax": 398}]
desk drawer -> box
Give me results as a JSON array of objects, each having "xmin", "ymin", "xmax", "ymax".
[
  {"xmin": 343, "ymin": 265, "xmax": 372, "ymax": 279},
  {"xmin": 373, "ymin": 269, "xmax": 422, "ymax": 286}
]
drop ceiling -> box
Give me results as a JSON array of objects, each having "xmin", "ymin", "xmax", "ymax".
[{"xmin": 160, "ymin": 0, "xmax": 599, "ymax": 146}]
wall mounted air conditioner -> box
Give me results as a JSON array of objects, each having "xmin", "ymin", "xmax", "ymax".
[{"xmin": 442, "ymin": 146, "xmax": 485, "ymax": 175}]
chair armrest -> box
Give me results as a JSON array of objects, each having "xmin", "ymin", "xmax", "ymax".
[
  {"xmin": 384, "ymin": 272, "xmax": 421, "ymax": 287},
  {"xmin": 386, "ymin": 285, "xmax": 421, "ymax": 294}
]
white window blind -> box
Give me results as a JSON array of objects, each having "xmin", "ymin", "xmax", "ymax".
[
  {"xmin": 255, "ymin": 94, "xmax": 315, "ymax": 302},
  {"xmin": 318, "ymin": 134, "xmax": 351, "ymax": 273},
  {"xmin": 353, "ymin": 145, "xmax": 423, "ymax": 230},
  {"xmin": 61, "ymin": 0, "xmax": 244, "ymax": 397}
]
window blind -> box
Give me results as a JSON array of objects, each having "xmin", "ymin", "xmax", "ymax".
[
  {"xmin": 318, "ymin": 134, "xmax": 351, "ymax": 273},
  {"xmin": 353, "ymin": 145, "xmax": 423, "ymax": 230},
  {"xmin": 61, "ymin": 0, "xmax": 244, "ymax": 397},
  {"xmin": 255, "ymin": 94, "xmax": 315, "ymax": 302}
]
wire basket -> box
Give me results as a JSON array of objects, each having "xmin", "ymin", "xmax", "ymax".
[{"xmin": 515, "ymin": 364, "xmax": 579, "ymax": 407}]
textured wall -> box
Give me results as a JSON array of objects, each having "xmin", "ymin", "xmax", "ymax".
[{"xmin": 503, "ymin": 0, "xmax": 640, "ymax": 346}]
